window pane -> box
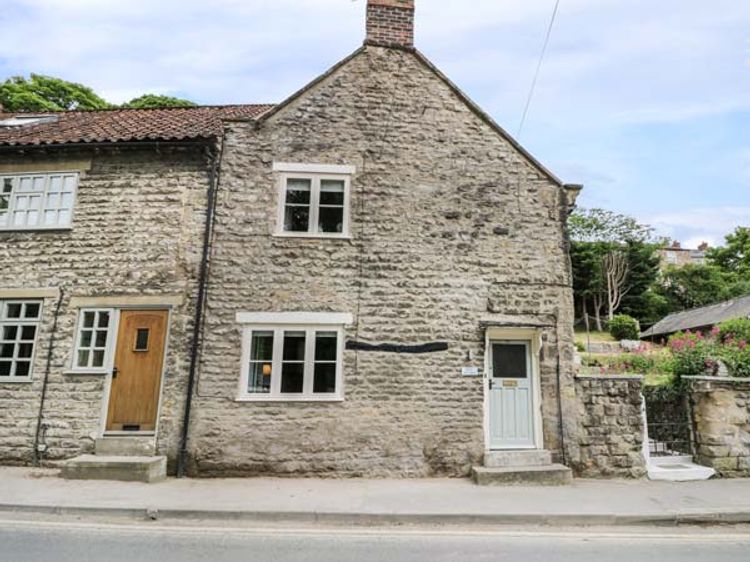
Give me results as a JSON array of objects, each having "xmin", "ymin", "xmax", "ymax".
[
  {"xmin": 92, "ymin": 350, "xmax": 105, "ymax": 367},
  {"xmin": 318, "ymin": 206, "xmax": 344, "ymax": 233},
  {"xmin": 315, "ymin": 332, "xmax": 337, "ymax": 361},
  {"xmin": 2, "ymin": 326, "xmax": 17, "ymax": 341},
  {"xmin": 21, "ymin": 326, "xmax": 36, "ymax": 341},
  {"xmin": 0, "ymin": 362, "xmax": 10, "ymax": 377},
  {"xmin": 0, "ymin": 195, "xmax": 8, "ymax": 211},
  {"xmin": 283, "ymin": 331, "xmax": 306, "ymax": 361},
  {"xmin": 0, "ymin": 344, "xmax": 14, "ymax": 358},
  {"xmin": 134, "ymin": 329, "xmax": 149, "ymax": 351},
  {"xmin": 248, "ymin": 362, "xmax": 272, "ymax": 393},
  {"xmin": 83, "ymin": 312, "xmax": 95, "ymax": 328},
  {"xmin": 250, "ymin": 331, "xmax": 274, "ymax": 361},
  {"xmin": 285, "ymin": 179, "xmax": 311, "ymax": 204},
  {"xmin": 77, "ymin": 350, "xmax": 90, "ymax": 368},
  {"xmin": 320, "ymin": 180, "xmax": 345, "ymax": 205},
  {"xmin": 95, "ymin": 330, "xmax": 108, "ymax": 348},
  {"xmin": 15, "ymin": 361, "xmax": 30, "ymax": 377},
  {"xmin": 280, "ymin": 362, "xmax": 304, "ymax": 393},
  {"xmin": 284, "ymin": 205, "xmax": 310, "ymax": 232},
  {"xmin": 492, "ymin": 344, "xmax": 528, "ymax": 379},
  {"xmin": 24, "ymin": 303, "xmax": 40, "ymax": 319},
  {"xmin": 2, "ymin": 178, "xmax": 12, "ymax": 193},
  {"xmin": 98, "ymin": 312, "xmax": 110, "ymax": 328},
  {"xmin": 80, "ymin": 330, "xmax": 92, "ymax": 348},
  {"xmin": 17, "ymin": 343, "xmax": 33, "ymax": 359},
  {"xmin": 313, "ymin": 363, "xmax": 337, "ymax": 394},
  {"xmin": 6, "ymin": 303, "xmax": 22, "ymax": 319}
]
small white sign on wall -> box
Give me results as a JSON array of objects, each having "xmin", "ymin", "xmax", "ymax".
[{"xmin": 461, "ymin": 366, "xmax": 481, "ymax": 377}]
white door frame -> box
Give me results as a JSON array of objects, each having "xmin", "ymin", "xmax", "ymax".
[{"xmin": 483, "ymin": 327, "xmax": 544, "ymax": 451}]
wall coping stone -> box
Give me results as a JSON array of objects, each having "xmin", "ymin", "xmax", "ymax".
[
  {"xmin": 575, "ymin": 374, "xmax": 644, "ymax": 381},
  {"xmin": 685, "ymin": 376, "xmax": 750, "ymax": 384}
]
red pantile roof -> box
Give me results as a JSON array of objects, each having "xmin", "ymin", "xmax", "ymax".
[{"xmin": 0, "ymin": 105, "xmax": 274, "ymax": 147}]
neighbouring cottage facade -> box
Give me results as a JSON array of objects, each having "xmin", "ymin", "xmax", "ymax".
[{"xmin": 0, "ymin": 1, "xmax": 599, "ymax": 480}]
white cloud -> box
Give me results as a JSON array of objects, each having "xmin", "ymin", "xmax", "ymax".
[{"xmin": 644, "ymin": 207, "xmax": 750, "ymax": 247}]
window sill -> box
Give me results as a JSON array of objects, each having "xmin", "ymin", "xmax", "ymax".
[
  {"xmin": 63, "ymin": 370, "xmax": 109, "ymax": 376},
  {"xmin": 272, "ymin": 232, "xmax": 352, "ymax": 240},
  {"xmin": 0, "ymin": 226, "xmax": 73, "ymax": 233},
  {"xmin": 235, "ymin": 394, "xmax": 344, "ymax": 403},
  {"xmin": 0, "ymin": 378, "xmax": 33, "ymax": 384}
]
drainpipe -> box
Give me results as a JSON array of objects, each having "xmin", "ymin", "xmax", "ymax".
[
  {"xmin": 33, "ymin": 288, "xmax": 65, "ymax": 466},
  {"xmin": 176, "ymin": 144, "xmax": 221, "ymax": 478}
]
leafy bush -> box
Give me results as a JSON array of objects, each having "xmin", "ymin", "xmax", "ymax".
[
  {"xmin": 608, "ymin": 315, "xmax": 640, "ymax": 341},
  {"xmin": 580, "ymin": 345, "xmax": 674, "ymax": 376},
  {"xmin": 668, "ymin": 331, "xmax": 716, "ymax": 377},
  {"xmin": 717, "ymin": 318, "xmax": 750, "ymax": 345},
  {"xmin": 575, "ymin": 341, "xmax": 586, "ymax": 352},
  {"xmin": 718, "ymin": 341, "xmax": 750, "ymax": 378}
]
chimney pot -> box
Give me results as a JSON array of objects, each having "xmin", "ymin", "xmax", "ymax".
[{"xmin": 366, "ymin": 0, "xmax": 415, "ymax": 49}]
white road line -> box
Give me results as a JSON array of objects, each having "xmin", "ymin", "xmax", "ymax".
[{"xmin": 2, "ymin": 518, "xmax": 750, "ymax": 542}]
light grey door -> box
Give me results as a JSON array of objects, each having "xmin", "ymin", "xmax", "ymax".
[{"xmin": 488, "ymin": 341, "xmax": 535, "ymax": 449}]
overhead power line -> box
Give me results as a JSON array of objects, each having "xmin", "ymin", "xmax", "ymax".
[{"xmin": 517, "ymin": 0, "xmax": 561, "ymax": 139}]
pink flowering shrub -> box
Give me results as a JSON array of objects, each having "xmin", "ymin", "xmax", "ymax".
[{"xmin": 667, "ymin": 330, "xmax": 716, "ymax": 376}]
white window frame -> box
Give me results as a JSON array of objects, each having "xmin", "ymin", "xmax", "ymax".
[
  {"xmin": 0, "ymin": 172, "xmax": 79, "ymax": 231},
  {"xmin": 236, "ymin": 312, "xmax": 351, "ymax": 402},
  {"xmin": 70, "ymin": 308, "xmax": 117, "ymax": 374},
  {"xmin": 0, "ymin": 300, "xmax": 43, "ymax": 383},
  {"xmin": 273, "ymin": 163, "xmax": 353, "ymax": 239}
]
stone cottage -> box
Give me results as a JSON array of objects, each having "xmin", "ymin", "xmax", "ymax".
[
  {"xmin": 0, "ymin": 0, "xmax": 597, "ymax": 483},
  {"xmin": 0, "ymin": 105, "xmax": 268, "ymax": 472}
]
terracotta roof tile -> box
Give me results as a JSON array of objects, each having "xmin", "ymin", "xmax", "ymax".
[{"xmin": 0, "ymin": 105, "xmax": 273, "ymax": 147}]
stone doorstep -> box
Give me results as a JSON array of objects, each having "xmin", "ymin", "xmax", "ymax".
[
  {"xmin": 484, "ymin": 450, "xmax": 552, "ymax": 468},
  {"xmin": 60, "ymin": 455, "xmax": 167, "ymax": 483},
  {"xmin": 94, "ymin": 437, "xmax": 156, "ymax": 457},
  {"xmin": 472, "ymin": 464, "xmax": 573, "ymax": 486},
  {"xmin": 647, "ymin": 455, "xmax": 716, "ymax": 482}
]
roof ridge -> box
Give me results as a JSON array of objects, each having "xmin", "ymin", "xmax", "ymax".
[{"xmin": 0, "ymin": 104, "xmax": 275, "ymax": 116}]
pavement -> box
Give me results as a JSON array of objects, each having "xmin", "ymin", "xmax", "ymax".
[{"xmin": 3, "ymin": 466, "xmax": 750, "ymax": 527}]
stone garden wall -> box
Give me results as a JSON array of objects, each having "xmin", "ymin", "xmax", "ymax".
[
  {"xmin": 689, "ymin": 377, "xmax": 750, "ymax": 477},
  {"xmin": 573, "ymin": 375, "xmax": 647, "ymax": 478}
]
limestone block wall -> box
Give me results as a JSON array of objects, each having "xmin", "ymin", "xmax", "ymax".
[
  {"xmin": 190, "ymin": 45, "xmax": 578, "ymax": 477},
  {"xmin": 574, "ymin": 375, "xmax": 646, "ymax": 478},
  {"xmin": 689, "ymin": 377, "xmax": 750, "ymax": 477},
  {"xmin": 0, "ymin": 146, "xmax": 209, "ymax": 466}
]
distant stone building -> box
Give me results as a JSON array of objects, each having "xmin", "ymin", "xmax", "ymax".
[{"xmin": 659, "ymin": 240, "xmax": 709, "ymax": 270}]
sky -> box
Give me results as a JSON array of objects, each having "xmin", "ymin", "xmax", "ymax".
[{"xmin": 1, "ymin": 0, "xmax": 748, "ymax": 248}]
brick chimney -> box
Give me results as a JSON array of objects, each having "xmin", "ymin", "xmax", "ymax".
[{"xmin": 366, "ymin": 0, "xmax": 415, "ymax": 49}]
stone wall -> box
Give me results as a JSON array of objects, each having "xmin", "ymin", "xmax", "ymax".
[
  {"xmin": 689, "ymin": 377, "xmax": 750, "ymax": 477},
  {"xmin": 190, "ymin": 45, "xmax": 578, "ymax": 477},
  {"xmin": 574, "ymin": 375, "xmax": 646, "ymax": 478},
  {"xmin": 0, "ymin": 146, "xmax": 209, "ymax": 467}
]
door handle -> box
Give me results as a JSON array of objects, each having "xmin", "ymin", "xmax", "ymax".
[
  {"xmin": 112, "ymin": 367, "xmax": 119, "ymax": 379},
  {"xmin": 488, "ymin": 379, "xmax": 493, "ymax": 390}
]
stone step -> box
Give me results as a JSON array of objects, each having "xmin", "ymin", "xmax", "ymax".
[
  {"xmin": 647, "ymin": 456, "xmax": 716, "ymax": 482},
  {"xmin": 95, "ymin": 437, "xmax": 156, "ymax": 457},
  {"xmin": 472, "ymin": 464, "xmax": 573, "ymax": 486},
  {"xmin": 484, "ymin": 450, "xmax": 552, "ymax": 468},
  {"xmin": 61, "ymin": 455, "xmax": 166, "ymax": 483}
]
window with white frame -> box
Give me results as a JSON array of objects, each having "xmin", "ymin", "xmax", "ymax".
[
  {"xmin": 0, "ymin": 172, "xmax": 78, "ymax": 230},
  {"xmin": 273, "ymin": 163, "xmax": 353, "ymax": 237},
  {"xmin": 238, "ymin": 312, "xmax": 349, "ymax": 401},
  {"xmin": 0, "ymin": 300, "xmax": 42, "ymax": 380},
  {"xmin": 72, "ymin": 309, "xmax": 114, "ymax": 371}
]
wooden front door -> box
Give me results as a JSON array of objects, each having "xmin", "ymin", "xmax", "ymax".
[{"xmin": 106, "ymin": 310, "xmax": 168, "ymax": 432}]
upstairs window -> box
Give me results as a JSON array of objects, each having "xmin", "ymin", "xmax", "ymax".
[
  {"xmin": 0, "ymin": 172, "xmax": 78, "ymax": 231},
  {"xmin": 0, "ymin": 300, "xmax": 42, "ymax": 381},
  {"xmin": 273, "ymin": 163, "xmax": 353, "ymax": 238}
]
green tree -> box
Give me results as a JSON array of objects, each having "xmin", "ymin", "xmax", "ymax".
[
  {"xmin": 708, "ymin": 226, "xmax": 750, "ymax": 276},
  {"xmin": 569, "ymin": 209, "xmax": 661, "ymax": 330},
  {"xmin": 122, "ymin": 94, "xmax": 196, "ymax": 109},
  {"xmin": 659, "ymin": 264, "xmax": 749, "ymax": 310},
  {"xmin": 0, "ymin": 74, "xmax": 110, "ymax": 111}
]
